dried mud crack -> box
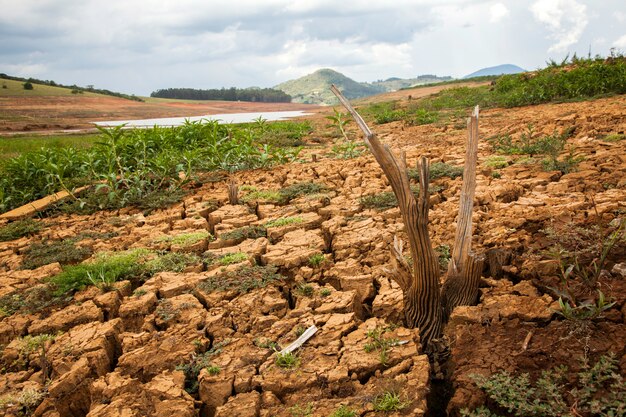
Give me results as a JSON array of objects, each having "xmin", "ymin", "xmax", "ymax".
[{"xmin": 0, "ymin": 94, "xmax": 625, "ymax": 416}]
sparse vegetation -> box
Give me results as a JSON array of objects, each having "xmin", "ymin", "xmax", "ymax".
[
  {"xmin": 463, "ymin": 354, "xmax": 625, "ymax": 417},
  {"xmin": 435, "ymin": 244, "xmax": 451, "ymax": 271},
  {"xmin": 254, "ymin": 338, "xmax": 279, "ymax": 351},
  {"xmin": 330, "ymin": 140, "xmax": 365, "ymax": 159},
  {"xmin": 275, "ymin": 351, "xmax": 300, "ymax": 369},
  {"xmin": 217, "ymin": 252, "xmax": 248, "ymax": 265},
  {"xmin": 364, "ymin": 326, "xmax": 399, "ymax": 366},
  {"xmin": 308, "ymin": 253, "xmax": 326, "ymax": 267},
  {"xmin": 319, "ymin": 287, "xmax": 332, "ymax": 297},
  {"xmin": 197, "ymin": 264, "xmax": 284, "ymax": 294},
  {"xmin": 372, "ymin": 391, "xmax": 409, "ymax": 412},
  {"xmin": 20, "ymin": 239, "xmax": 93, "ymax": 270},
  {"xmin": 145, "ymin": 252, "xmax": 201, "ymax": 274},
  {"xmin": 219, "ymin": 225, "xmax": 267, "ymax": 241},
  {"xmin": 408, "ymin": 161, "xmax": 463, "ymax": 181},
  {"xmin": 156, "ymin": 230, "xmax": 211, "ymax": 247},
  {"xmin": 0, "ymin": 219, "xmax": 41, "ymax": 242},
  {"xmin": 294, "ymin": 325, "xmax": 307, "ymax": 337},
  {"xmin": 483, "ymin": 156, "xmax": 509, "ymax": 169},
  {"xmin": 289, "ymin": 402, "xmax": 313, "ymax": 417},
  {"xmin": 0, "ymin": 387, "xmax": 46, "ymax": 415},
  {"xmin": 360, "ymin": 191, "xmax": 399, "ymax": 211},
  {"xmin": 176, "ymin": 340, "xmax": 229, "ymax": 394},
  {"xmin": 296, "ymin": 282, "xmax": 314, "ymax": 297},
  {"xmin": 329, "ymin": 405, "xmax": 357, "ymax": 417},
  {"xmin": 265, "ymin": 216, "xmax": 304, "ymax": 228}
]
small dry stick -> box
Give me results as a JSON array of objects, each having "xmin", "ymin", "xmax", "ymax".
[
  {"xmin": 228, "ymin": 179, "xmax": 239, "ymax": 205},
  {"xmin": 522, "ymin": 330, "xmax": 534, "ymax": 351}
]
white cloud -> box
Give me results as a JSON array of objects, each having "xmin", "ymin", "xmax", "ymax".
[
  {"xmin": 490, "ymin": 3, "xmax": 509, "ymax": 23},
  {"xmin": 613, "ymin": 34, "xmax": 626, "ymax": 49},
  {"xmin": 530, "ymin": 0, "xmax": 588, "ymax": 53}
]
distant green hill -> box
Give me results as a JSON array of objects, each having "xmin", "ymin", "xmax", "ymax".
[
  {"xmin": 463, "ymin": 64, "xmax": 525, "ymax": 79},
  {"xmin": 274, "ymin": 69, "xmax": 455, "ymax": 105},
  {"xmin": 274, "ymin": 68, "xmax": 384, "ymax": 105},
  {"xmin": 370, "ymin": 74, "xmax": 453, "ymax": 91}
]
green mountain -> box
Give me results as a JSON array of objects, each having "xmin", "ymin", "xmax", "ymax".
[
  {"xmin": 274, "ymin": 69, "xmax": 455, "ymax": 105},
  {"xmin": 274, "ymin": 68, "xmax": 384, "ymax": 105}
]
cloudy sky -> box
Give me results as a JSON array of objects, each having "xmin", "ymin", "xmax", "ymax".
[{"xmin": 1, "ymin": 0, "xmax": 624, "ymax": 96}]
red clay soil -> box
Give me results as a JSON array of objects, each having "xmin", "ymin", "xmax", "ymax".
[{"xmin": 0, "ymin": 92, "xmax": 625, "ymax": 416}]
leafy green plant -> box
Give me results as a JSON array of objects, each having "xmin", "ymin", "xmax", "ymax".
[
  {"xmin": 555, "ymin": 290, "xmax": 615, "ymax": 321},
  {"xmin": 0, "ymin": 219, "xmax": 41, "ymax": 242},
  {"xmin": 326, "ymin": 108, "xmax": 351, "ymax": 141},
  {"xmin": 364, "ymin": 326, "xmax": 399, "ymax": 366},
  {"xmin": 408, "ymin": 108, "xmax": 438, "ymax": 125},
  {"xmin": 319, "ymin": 288, "xmax": 332, "ymax": 297},
  {"xmin": 0, "ymin": 119, "xmax": 307, "ymax": 214},
  {"xmin": 275, "ymin": 351, "xmax": 300, "ymax": 369},
  {"xmin": 541, "ymin": 148, "xmax": 583, "ymax": 174},
  {"xmin": 463, "ymin": 354, "xmax": 625, "ymax": 417},
  {"xmin": 372, "ymin": 391, "xmax": 409, "ymax": 412}
]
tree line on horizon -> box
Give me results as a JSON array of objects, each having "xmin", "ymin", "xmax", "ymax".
[{"xmin": 150, "ymin": 87, "xmax": 292, "ymax": 103}]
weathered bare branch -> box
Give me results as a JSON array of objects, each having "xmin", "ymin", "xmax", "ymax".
[
  {"xmin": 449, "ymin": 105, "xmax": 480, "ymax": 276},
  {"xmin": 331, "ymin": 85, "xmax": 442, "ymax": 347}
]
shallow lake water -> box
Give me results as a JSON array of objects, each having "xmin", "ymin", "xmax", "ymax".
[{"xmin": 93, "ymin": 110, "xmax": 311, "ymax": 128}]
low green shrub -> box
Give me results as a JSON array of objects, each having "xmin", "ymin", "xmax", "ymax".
[
  {"xmin": 408, "ymin": 162, "xmax": 463, "ymax": 181},
  {"xmin": 20, "ymin": 239, "xmax": 93, "ymax": 270},
  {"xmin": 197, "ymin": 265, "xmax": 284, "ymax": 294},
  {"xmin": 463, "ymin": 354, "xmax": 625, "ymax": 417},
  {"xmin": 219, "ymin": 225, "xmax": 266, "ymax": 241},
  {"xmin": 0, "ymin": 219, "xmax": 41, "ymax": 242}
]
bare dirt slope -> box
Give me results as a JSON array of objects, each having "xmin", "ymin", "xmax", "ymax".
[{"xmin": 0, "ymin": 94, "xmax": 625, "ymax": 416}]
